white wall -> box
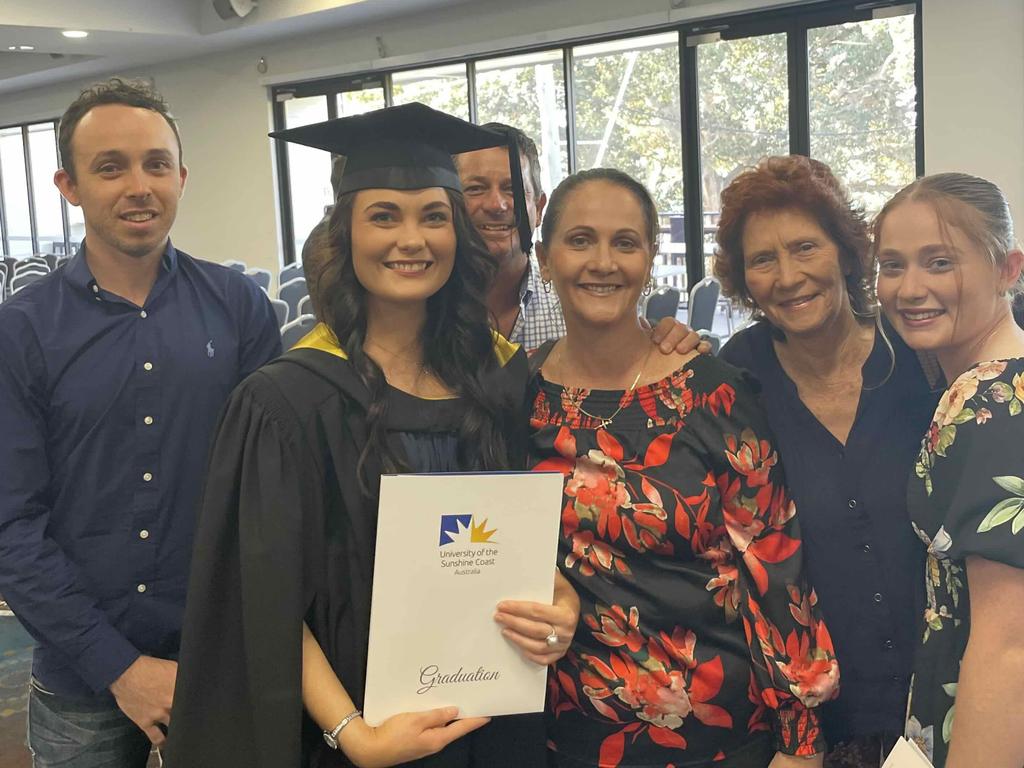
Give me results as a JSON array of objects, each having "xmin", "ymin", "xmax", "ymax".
[
  {"xmin": 923, "ymin": 0, "xmax": 1024, "ymax": 228},
  {"xmin": 1, "ymin": 0, "xmax": 1022, "ymax": 274}
]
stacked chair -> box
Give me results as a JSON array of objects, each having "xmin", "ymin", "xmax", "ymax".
[
  {"xmin": 7, "ymin": 256, "xmax": 52, "ymax": 298},
  {"xmin": 276, "ymin": 263, "xmax": 315, "ymax": 348}
]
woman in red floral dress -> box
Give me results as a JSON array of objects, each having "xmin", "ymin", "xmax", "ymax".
[{"xmin": 526, "ymin": 168, "xmax": 839, "ymax": 768}]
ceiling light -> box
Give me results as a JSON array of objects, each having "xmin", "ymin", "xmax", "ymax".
[
  {"xmin": 62, "ymin": 30, "xmax": 89, "ymax": 39},
  {"xmin": 18, "ymin": 45, "xmax": 35, "ymax": 51}
]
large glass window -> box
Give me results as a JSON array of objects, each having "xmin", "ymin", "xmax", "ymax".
[
  {"xmin": 0, "ymin": 120, "xmax": 78, "ymax": 258},
  {"xmin": 28, "ymin": 123, "xmax": 65, "ymax": 254},
  {"xmin": 283, "ymin": 95, "xmax": 332, "ymax": 258},
  {"xmin": 809, "ymin": 12, "xmax": 917, "ymax": 214},
  {"xmin": 573, "ymin": 33, "xmax": 684, "ymax": 287},
  {"xmin": 572, "ymin": 34, "xmax": 682, "ymax": 209},
  {"xmin": 1, "ymin": 126, "xmax": 33, "ymax": 257},
  {"xmin": 696, "ymin": 32, "xmax": 789, "ymax": 275},
  {"xmin": 392, "ymin": 64, "xmax": 469, "ymax": 119},
  {"xmin": 270, "ymin": 0, "xmax": 921, "ymax": 297},
  {"xmin": 476, "ymin": 50, "xmax": 568, "ymax": 196},
  {"xmin": 336, "ymin": 86, "xmax": 386, "ymax": 117}
]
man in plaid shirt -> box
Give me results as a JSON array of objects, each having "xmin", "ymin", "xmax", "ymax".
[{"xmin": 456, "ymin": 123, "xmax": 564, "ymax": 353}]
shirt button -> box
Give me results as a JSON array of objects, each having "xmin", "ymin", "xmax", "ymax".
[
  {"xmin": 144, "ymin": 416, "xmax": 154, "ymax": 425},
  {"xmin": 140, "ymin": 310, "xmax": 148, "ymax": 318},
  {"xmin": 884, "ymin": 639, "xmax": 894, "ymax": 649},
  {"xmin": 848, "ymin": 499, "xmax": 857, "ymax": 509},
  {"xmin": 874, "ymin": 592, "xmax": 883, "ymax": 603},
  {"xmin": 139, "ymin": 530, "xmax": 150, "ymax": 540},
  {"xmin": 143, "ymin": 362, "xmax": 153, "ymax": 371},
  {"xmin": 91, "ymin": 284, "xmax": 99, "ymax": 293},
  {"xmin": 862, "ymin": 543, "xmax": 872, "ymax": 553},
  {"xmin": 137, "ymin": 584, "xmax": 147, "ymax": 593},
  {"xmin": 143, "ymin": 472, "xmax": 153, "ymax": 482}
]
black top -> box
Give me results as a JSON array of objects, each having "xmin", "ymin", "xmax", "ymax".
[
  {"xmin": 719, "ymin": 320, "xmax": 938, "ymax": 742},
  {"xmin": 530, "ymin": 354, "xmax": 838, "ymax": 767},
  {"xmin": 905, "ymin": 358, "xmax": 1024, "ymax": 768},
  {"xmin": 166, "ymin": 332, "xmax": 537, "ymax": 768}
]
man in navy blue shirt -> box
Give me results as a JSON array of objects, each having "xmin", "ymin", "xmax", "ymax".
[{"xmin": 0, "ymin": 78, "xmax": 281, "ymax": 766}]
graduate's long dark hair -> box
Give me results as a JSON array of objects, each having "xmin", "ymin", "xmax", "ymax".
[{"xmin": 311, "ymin": 188, "xmax": 514, "ymax": 495}]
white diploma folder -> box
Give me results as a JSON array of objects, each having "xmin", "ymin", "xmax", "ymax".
[
  {"xmin": 882, "ymin": 737, "xmax": 933, "ymax": 768},
  {"xmin": 362, "ymin": 472, "xmax": 565, "ymax": 726}
]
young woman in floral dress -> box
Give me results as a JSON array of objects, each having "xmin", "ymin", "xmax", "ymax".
[
  {"xmin": 528, "ymin": 168, "xmax": 839, "ymax": 768},
  {"xmin": 875, "ymin": 173, "xmax": 1024, "ymax": 768}
]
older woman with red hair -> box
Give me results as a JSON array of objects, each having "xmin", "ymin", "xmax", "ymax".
[{"xmin": 714, "ymin": 156, "xmax": 938, "ymax": 767}]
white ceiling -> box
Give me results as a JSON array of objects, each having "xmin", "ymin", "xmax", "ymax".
[{"xmin": 0, "ymin": 0, "xmax": 475, "ymax": 96}]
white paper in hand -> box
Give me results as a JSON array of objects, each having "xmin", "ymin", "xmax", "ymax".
[
  {"xmin": 882, "ymin": 737, "xmax": 933, "ymax": 768},
  {"xmin": 363, "ymin": 472, "xmax": 564, "ymax": 725}
]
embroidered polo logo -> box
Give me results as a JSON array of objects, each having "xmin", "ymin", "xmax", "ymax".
[{"xmin": 207, "ymin": 340, "xmax": 215, "ymax": 358}]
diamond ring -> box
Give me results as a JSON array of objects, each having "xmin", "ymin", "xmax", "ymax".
[{"xmin": 545, "ymin": 625, "xmax": 559, "ymax": 647}]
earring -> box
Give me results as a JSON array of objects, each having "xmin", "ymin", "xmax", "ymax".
[
  {"xmin": 542, "ymin": 278, "xmax": 552, "ymax": 294},
  {"xmin": 642, "ymin": 277, "xmax": 654, "ymax": 297}
]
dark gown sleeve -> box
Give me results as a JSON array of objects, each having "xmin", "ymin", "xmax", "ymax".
[{"xmin": 166, "ymin": 372, "xmax": 326, "ymax": 768}]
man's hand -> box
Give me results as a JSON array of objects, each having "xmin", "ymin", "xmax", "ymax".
[
  {"xmin": 109, "ymin": 655, "xmax": 177, "ymax": 745},
  {"xmin": 647, "ymin": 316, "xmax": 711, "ymax": 356}
]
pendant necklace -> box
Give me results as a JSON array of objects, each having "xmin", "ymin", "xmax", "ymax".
[{"xmin": 571, "ymin": 345, "xmax": 653, "ymax": 429}]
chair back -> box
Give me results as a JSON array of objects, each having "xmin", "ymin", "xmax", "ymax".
[
  {"xmin": 281, "ymin": 315, "xmax": 316, "ymax": 350},
  {"xmin": 278, "ymin": 277, "xmax": 308, "ymax": 320},
  {"xmin": 297, "ymin": 295, "xmax": 314, "ymax": 319},
  {"xmin": 245, "ymin": 268, "xmax": 272, "ymax": 292},
  {"xmin": 280, "ymin": 263, "xmax": 304, "ymax": 285},
  {"xmin": 11, "ymin": 270, "xmax": 47, "ymax": 293},
  {"xmin": 644, "ymin": 286, "xmax": 680, "ymax": 323},
  {"xmin": 269, "ymin": 298, "xmax": 289, "ymax": 329},
  {"xmin": 222, "ymin": 260, "xmax": 247, "ymax": 272},
  {"xmin": 14, "ymin": 258, "xmax": 49, "ymax": 277},
  {"xmin": 688, "ymin": 276, "xmax": 721, "ymax": 332}
]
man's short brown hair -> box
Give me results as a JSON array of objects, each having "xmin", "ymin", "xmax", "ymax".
[{"xmin": 58, "ymin": 77, "xmax": 182, "ymax": 182}]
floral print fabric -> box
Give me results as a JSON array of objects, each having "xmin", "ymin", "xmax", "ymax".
[
  {"xmin": 905, "ymin": 358, "xmax": 1024, "ymax": 767},
  {"xmin": 530, "ymin": 355, "xmax": 838, "ymax": 767}
]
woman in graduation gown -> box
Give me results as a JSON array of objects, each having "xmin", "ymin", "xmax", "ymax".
[{"xmin": 166, "ymin": 104, "xmax": 579, "ymax": 768}]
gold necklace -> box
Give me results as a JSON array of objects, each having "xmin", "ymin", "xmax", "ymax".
[{"xmin": 565, "ymin": 345, "xmax": 653, "ymax": 429}]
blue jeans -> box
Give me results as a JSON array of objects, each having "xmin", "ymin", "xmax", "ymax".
[{"xmin": 27, "ymin": 679, "xmax": 153, "ymax": 768}]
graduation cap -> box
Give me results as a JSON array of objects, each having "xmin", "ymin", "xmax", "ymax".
[{"xmin": 270, "ymin": 102, "xmax": 533, "ymax": 253}]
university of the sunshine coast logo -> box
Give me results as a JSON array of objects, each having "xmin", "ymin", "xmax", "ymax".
[
  {"xmin": 437, "ymin": 515, "xmax": 499, "ymax": 576},
  {"xmin": 438, "ymin": 514, "xmax": 497, "ymax": 546}
]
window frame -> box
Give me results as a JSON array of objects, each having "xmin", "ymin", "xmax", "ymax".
[
  {"xmin": 0, "ymin": 118, "xmax": 74, "ymax": 258},
  {"xmin": 270, "ymin": 0, "xmax": 923, "ymax": 283}
]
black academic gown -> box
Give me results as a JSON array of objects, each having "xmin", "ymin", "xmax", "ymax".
[{"xmin": 165, "ymin": 325, "xmax": 542, "ymax": 768}]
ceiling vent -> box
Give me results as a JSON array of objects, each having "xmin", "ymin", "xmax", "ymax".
[{"xmin": 213, "ymin": 0, "xmax": 258, "ymax": 20}]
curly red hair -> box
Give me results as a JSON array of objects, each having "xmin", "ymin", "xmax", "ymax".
[{"xmin": 712, "ymin": 155, "xmax": 873, "ymax": 321}]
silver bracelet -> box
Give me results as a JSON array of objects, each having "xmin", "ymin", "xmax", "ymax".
[{"xmin": 323, "ymin": 709, "xmax": 362, "ymax": 750}]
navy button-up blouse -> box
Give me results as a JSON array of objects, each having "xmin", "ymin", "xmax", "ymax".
[
  {"xmin": 0, "ymin": 243, "xmax": 281, "ymax": 698},
  {"xmin": 720, "ymin": 319, "xmax": 937, "ymax": 742}
]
